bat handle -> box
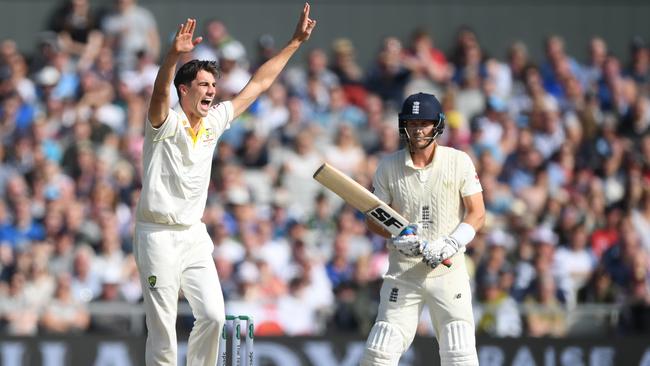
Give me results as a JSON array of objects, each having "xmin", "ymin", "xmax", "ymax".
[{"xmin": 442, "ymin": 258, "xmax": 452, "ymax": 267}]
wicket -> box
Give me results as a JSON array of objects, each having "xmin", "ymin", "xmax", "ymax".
[{"xmin": 218, "ymin": 315, "xmax": 254, "ymax": 366}]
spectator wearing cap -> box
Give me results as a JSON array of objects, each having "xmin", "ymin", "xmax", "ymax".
[
  {"xmin": 529, "ymin": 225, "xmax": 571, "ymax": 302},
  {"xmin": 90, "ymin": 266, "xmax": 130, "ymax": 334},
  {"xmin": 235, "ymin": 259, "xmax": 263, "ymax": 302},
  {"xmin": 219, "ymin": 42, "xmax": 252, "ymax": 97}
]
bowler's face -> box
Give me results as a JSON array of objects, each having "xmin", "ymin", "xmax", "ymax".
[{"xmin": 182, "ymin": 70, "xmax": 217, "ymax": 119}]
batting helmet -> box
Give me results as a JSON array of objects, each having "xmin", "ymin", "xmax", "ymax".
[{"xmin": 398, "ymin": 92, "xmax": 446, "ymax": 144}]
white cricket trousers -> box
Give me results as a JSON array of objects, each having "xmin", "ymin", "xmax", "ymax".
[
  {"xmin": 362, "ymin": 257, "xmax": 478, "ymax": 366},
  {"xmin": 134, "ymin": 221, "xmax": 225, "ymax": 366}
]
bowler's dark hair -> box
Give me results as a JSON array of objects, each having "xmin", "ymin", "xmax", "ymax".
[{"xmin": 173, "ymin": 60, "xmax": 221, "ymax": 99}]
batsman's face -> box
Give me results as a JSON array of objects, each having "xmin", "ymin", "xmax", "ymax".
[
  {"xmin": 406, "ymin": 120, "xmax": 435, "ymax": 149},
  {"xmin": 181, "ymin": 70, "xmax": 217, "ymax": 119}
]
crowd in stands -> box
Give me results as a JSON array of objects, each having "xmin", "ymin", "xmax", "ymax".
[{"xmin": 0, "ymin": 0, "xmax": 649, "ymax": 338}]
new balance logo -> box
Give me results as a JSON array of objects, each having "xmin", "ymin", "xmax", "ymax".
[
  {"xmin": 412, "ymin": 101, "xmax": 420, "ymax": 114},
  {"xmin": 389, "ymin": 287, "xmax": 399, "ymax": 302}
]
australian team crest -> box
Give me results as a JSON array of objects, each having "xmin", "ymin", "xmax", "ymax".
[
  {"xmin": 204, "ymin": 128, "xmax": 215, "ymax": 143},
  {"xmin": 148, "ymin": 275, "xmax": 157, "ymax": 288}
]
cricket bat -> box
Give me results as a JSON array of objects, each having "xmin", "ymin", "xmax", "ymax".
[{"xmin": 313, "ymin": 163, "xmax": 452, "ymax": 267}]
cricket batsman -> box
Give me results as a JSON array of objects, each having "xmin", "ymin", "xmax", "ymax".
[{"xmin": 361, "ymin": 92, "xmax": 485, "ymax": 366}]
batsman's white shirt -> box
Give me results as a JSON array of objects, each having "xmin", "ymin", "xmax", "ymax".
[
  {"xmin": 136, "ymin": 102, "xmax": 233, "ymax": 225},
  {"xmin": 373, "ymin": 146, "xmax": 482, "ymax": 279}
]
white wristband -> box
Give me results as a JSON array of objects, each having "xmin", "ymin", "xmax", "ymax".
[{"xmin": 449, "ymin": 222, "xmax": 476, "ymax": 247}]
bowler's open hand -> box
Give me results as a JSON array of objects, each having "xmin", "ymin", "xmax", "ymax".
[
  {"xmin": 292, "ymin": 3, "xmax": 317, "ymax": 43},
  {"xmin": 172, "ymin": 18, "xmax": 203, "ymax": 54}
]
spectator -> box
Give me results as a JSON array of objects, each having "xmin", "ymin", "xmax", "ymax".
[
  {"xmin": 474, "ymin": 272, "xmax": 522, "ymax": 337},
  {"xmin": 523, "ymin": 274, "xmax": 568, "ymax": 337},
  {"xmin": 90, "ymin": 268, "xmax": 130, "ymax": 334},
  {"xmin": 365, "ymin": 37, "xmax": 411, "ymax": 110},
  {"xmin": 285, "ymin": 48, "xmax": 339, "ymax": 100},
  {"xmin": 0, "ymin": 8, "xmax": 648, "ymax": 338},
  {"xmin": 0, "ymin": 272, "xmax": 40, "ymax": 335},
  {"xmin": 193, "ymin": 19, "xmax": 246, "ymax": 65},
  {"xmin": 48, "ymin": 0, "xmax": 104, "ymax": 71},
  {"xmin": 70, "ymin": 244, "xmax": 101, "ymax": 303},
  {"xmin": 323, "ymin": 124, "xmax": 365, "ymax": 176},
  {"xmin": 329, "ymin": 38, "xmax": 366, "ymax": 108},
  {"xmin": 101, "ymin": 0, "xmax": 159, "ymax": 71},
  {"xmin": 40, "ymin": 273, "xmax": 90, "ymax": 333},
  {"xmin": 577, "ymin": 266, "xmax": 621, "ymax": 303}
]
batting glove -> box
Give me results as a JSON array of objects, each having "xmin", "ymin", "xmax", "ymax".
[
  {"xmin": 390, "ymin": 224, "xmax": 423, "ymax": 257},
  {"xmin": 421, "ymin": 235, "xmax": 461, "ymax": 268}
]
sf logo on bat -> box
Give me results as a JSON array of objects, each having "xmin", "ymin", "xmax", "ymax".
[{"xmin": 369, "ymin": 207, "xmax": 406, "ymax": 230}]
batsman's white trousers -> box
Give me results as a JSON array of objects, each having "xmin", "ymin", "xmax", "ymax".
[
  {"xmin": 362, "ymin": 257, "xmax": 478, "ymax": 366},
  {"xmin": 134, "ymin": 221, "xmax": 225, "ymax": 366}
]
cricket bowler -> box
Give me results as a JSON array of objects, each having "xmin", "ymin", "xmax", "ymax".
[{"xmin": 133, "ymin": 5, "xmax": 316, "ymax": 365}]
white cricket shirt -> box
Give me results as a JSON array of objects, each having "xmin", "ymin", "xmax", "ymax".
[
  {"xmin": 373, "ymin": 146, "xmax": 482, "ymax": 278},
  {"xmin": 136, "ymin": 102, "xmax": 233, "ymax": 225}
]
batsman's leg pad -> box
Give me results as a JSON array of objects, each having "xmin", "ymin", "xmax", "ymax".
[
  {"xmin": 360, "ymin": 321, "xmax": 407, "ymax": 366},
  {"xmin": 438, "ymin": 320, "xmax": 478, "ymax": 366}
]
